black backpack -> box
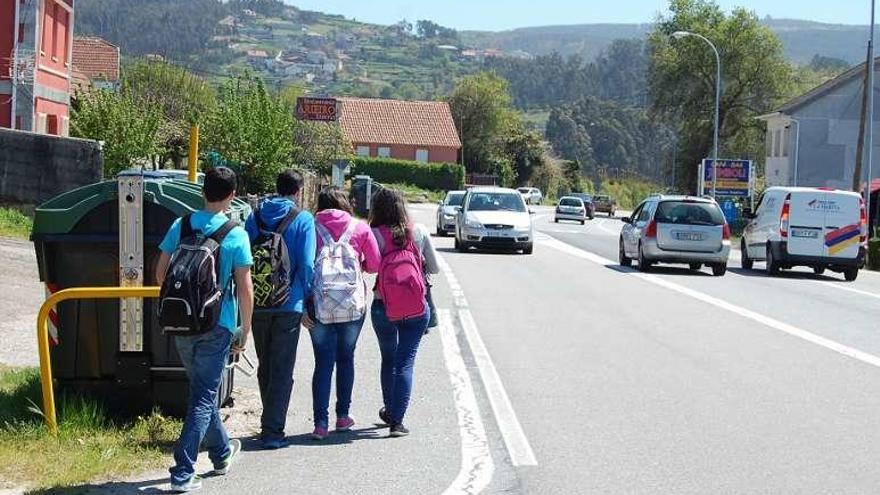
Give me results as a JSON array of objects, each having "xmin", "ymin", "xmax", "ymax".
[
  {"xmin": 159, "ymin": 214, "xmax": 237, "ymax": 335},
  {"xmin": 251, "ymin": 206, "xmax": 301, "ymax": 309}
]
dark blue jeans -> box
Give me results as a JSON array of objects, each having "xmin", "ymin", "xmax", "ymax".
[
  {"xmin": 371, "ymin": 299, "xmax": 430, "ymax": 424},
  {"xmin": 252, "ymin": 311, "xmax": 302, "ymax": 441},
  {"xmin": 309, "ymin": 317, "xmax": 365, "ymax": 428},
  {"xmin": 170, "ymin": 328, "xmax": 233, "ymax": 484}
]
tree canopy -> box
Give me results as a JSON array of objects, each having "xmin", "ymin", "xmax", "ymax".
[{"xmin": 648, "ymin": 0, "xmax": 792, "ymax": 191}]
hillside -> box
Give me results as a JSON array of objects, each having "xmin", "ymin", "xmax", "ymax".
[{"xmin": 464, "ymin": 18, "xmax": 871, "ymax": 64}]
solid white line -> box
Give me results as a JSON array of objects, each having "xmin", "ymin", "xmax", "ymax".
[
  {"xmin": 437, "ymin": 255, "xmax": 539, "ymax": 466},
  {"xmin": 438, "ymin": 309, "xmax": 495, "ymax": 495},
  {"xmin": 539, "ymin": 236, "xmax": 880, "ymax": 369},
  {"xmin": 817, "ymin": 282, "xmax": 880, "ymax": 301},
  {"xmin": 458, "ymin": 309, "xmax": 538, "ymax": 466}
]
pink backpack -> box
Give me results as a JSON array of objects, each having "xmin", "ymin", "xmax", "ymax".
[{"xmin": 377, "ymin": 227, "xmax": 427, "ymax": 321}]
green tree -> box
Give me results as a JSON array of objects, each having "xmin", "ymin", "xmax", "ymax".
[
  {"xmin": 71, "ymin": 90, "xmax": 162, "ymax": 176},
  {"xmin": 447, "ymin": 72, "xmax": 519, "ymax": 172},
  {"xmin": 203, "ymin": 74, "xmax": 294, "ymax": 193},
  {"xmin": 649, "ymin": 0, "xmax": 792, "ymax": 191}
]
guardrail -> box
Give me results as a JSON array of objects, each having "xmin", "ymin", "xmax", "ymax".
[{"xmin": 37, "ymin": 287, "xmax": 160, "ymax": 435}]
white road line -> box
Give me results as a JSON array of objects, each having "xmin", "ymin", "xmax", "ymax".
[
  {"xmin": 539, "ymin": 236, "xmax": 880, "ymax": 370},
  {"xmin": 458, "ymin": 309, "xmax": 538, "ymax": 466},
  {"xmin": 438, "ymin": 309, "xmax": 495, "ymax": 495},
  {"xmin": 596, "ymin": 219, "xmax": 622, "ymax": 236},
  {"xmin": 437, "ymin": 256, "xmax": 539, "ymax": 467},
  {"xmin": 817, "ymin": 282, "xmax": 880, "ymax": 301}
]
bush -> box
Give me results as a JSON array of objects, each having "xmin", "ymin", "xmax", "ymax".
[{"xmin": 350, "ymin": 157, "xmax": 465, "ymax": 191}]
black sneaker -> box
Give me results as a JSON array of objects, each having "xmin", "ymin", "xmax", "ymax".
[
  {"xmin": 389, "ymin": 423, "xmax": 409, "ymax": 438},
  {"xmin": 379, "ymin": 407, "xmax": 391, "ymax": 426}
]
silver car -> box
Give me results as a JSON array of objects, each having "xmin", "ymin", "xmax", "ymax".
[
  {"xmin": 517, "ymin": 187, "xmax": 543, "ymax": 205},
  {"xmin": 455, "ymin": 187, "xmax": 534, "ymax": 254},
  {"xmin": 436, "ymin": 190, "xmax": 466, "ymax": 236},
  {"xmin": 619, "ymin": 195, "xmax": 731, "ymax": 276}
]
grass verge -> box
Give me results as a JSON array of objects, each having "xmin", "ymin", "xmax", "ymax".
[
  {"xmin": 381, "ymin": 182, "xmax": 445, "ymax": 204},
  {"xmin": 0, "ymin": 365, "xmax": 181, "ymax": 491},
  {"xmin": 0, "ymin": 206, "xmax": 33, "ymax": 239}
]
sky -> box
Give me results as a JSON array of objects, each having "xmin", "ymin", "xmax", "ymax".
[{"xmin": 287, "ymin": 0, "xmax": 871, "ymax": 31}]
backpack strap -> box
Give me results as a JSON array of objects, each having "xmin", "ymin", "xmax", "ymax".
[
  {"xmin": 337, "ymin": 220, "xmax": 358, "ymax": 245},
  {"xmin": 209, "ymin": 220, "xmax": 238, "ymax": 244},
  {"xmin": 275, "ymin": 207, "xmax": 301, "ymax": 234},
  {"xmin": 315, "ymin": 222, "xmax": 335, "ymax": 246},
  {"xmin": 180, "ymin": 214, "xmax": 195, "ymax": 240}
]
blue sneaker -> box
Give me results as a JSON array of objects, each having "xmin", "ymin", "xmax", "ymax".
[
  {"xmin": 213, "ymin": 439, "xmax": 242, "ymax": 475},
  {"xmin": 170, "ymin": 475, "xmax": 202, "ymax": 493}
]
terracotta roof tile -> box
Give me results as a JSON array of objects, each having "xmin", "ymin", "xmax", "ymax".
[
  {"xmin": 338, "ymin": 97, "xmax": 462, "ymax": 148},
  {"xmin": 72, "ymin": 36, "xmax": 119, "ymax": 81}
]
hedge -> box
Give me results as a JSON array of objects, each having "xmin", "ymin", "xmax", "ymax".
[{"xmin": 350, "ymin": 157, "xmax": 465, "ymax": 191}]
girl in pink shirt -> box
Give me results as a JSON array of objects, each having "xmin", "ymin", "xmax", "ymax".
[{"xmin": 305, "ymin": 187, "xmax": 380, "ymax": 439}]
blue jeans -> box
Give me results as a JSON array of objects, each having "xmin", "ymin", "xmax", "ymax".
[
  {"xmin": 309, "ymin": 317, "xmax": 365, "ymax": 428},
  {"xmin": 252, "ymin": 311, "xmax": 302, "ymax": 441},
  {"xmin": 371, "ymin": 300, "xmax": 430, "ymax": 424},
  {"xmin": 170, "ymin": 328, "xmax": 233, "ymax": 484}
]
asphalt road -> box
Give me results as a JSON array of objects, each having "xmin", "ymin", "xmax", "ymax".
[{"xmin": 6, "ymin": 204, "xmax": 880, "ymax": 494}]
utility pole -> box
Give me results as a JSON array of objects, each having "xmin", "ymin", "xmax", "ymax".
[{"xmin": 867, "ymin": 0, "xmax": 877, "ymax": 238}]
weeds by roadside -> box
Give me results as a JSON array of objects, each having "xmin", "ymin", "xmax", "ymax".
[
  {"xmin": 0, "ymin": 207, "xmax": 33, "ymax": 239},
  {"xmin": 0, "ymin": 365, "xmax": 180, "ymax": 491},
  {"xmin": 381, "ymin": 183, "xmax": 445, "ymax": 204}
]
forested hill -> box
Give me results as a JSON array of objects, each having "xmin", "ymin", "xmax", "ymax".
[{"xmin": 463, "ymin": 18, "xmax": 871, "ymax": 64}]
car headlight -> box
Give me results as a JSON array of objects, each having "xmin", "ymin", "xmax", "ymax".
[
  {"xmin": 465, "ymin": 219, "xmax": 483, "ymax": 229},
  {"xmin": 443, "ymin": 214, "xmax": 455, "ymax": 220}
]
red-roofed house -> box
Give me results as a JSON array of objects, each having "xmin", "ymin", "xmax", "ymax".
[
  {"xmin": 72, "ymin": 36, "xmax": 120, "ymax": 91},
  {"xmin": 338, "ymin": 97, "xmax": 461, "ymax": 164}
]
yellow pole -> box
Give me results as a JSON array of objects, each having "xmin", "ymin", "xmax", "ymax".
[
  {"xmin": 187, "ymin": 123, "xmax": 200, "ymax": 183},
  {"xmin": 37, "ymin": 286, "xmax": 160, "ymax": 435}
]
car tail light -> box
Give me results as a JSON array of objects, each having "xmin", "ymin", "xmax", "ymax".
[
  {"xmin": 722, "ymin": 223, "xmax": 731, "ymax": 240},
  {"xmin": 860, "ymin": 198, "xmax": 868, "ymax": 244},
  {"xmin": 779, "ymin": 194, "xmax": 791, "ymax": 238},
  {"xmin": 645, "ymin": 219, "xmax": 657, "ymax": 238}
]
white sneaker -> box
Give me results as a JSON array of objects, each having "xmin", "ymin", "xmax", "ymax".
[
  {"xmin": 213, "ymin": 439, "xmax": 242, "ymax": 476},
  {"xmin": 170, "ymin": 475, "xmax": 202, "ymax": 493}
]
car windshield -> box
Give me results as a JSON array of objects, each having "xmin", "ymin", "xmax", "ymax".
[
  {"xmin": 517, "ymin": 188, "xmax": 531, "ymax": 194},
  {"xmin": 655, "ymin": 201, "xmax": 725, "ymax": 226},
  {"xmin": 594, "ymin": 196, "xmax": 609, "ymax": 202},
  {"xmin": 468, "ymin": 192, "xmax": 526, "ymax": 212},
  {"xmin": 446, "ymin": 192, "xmax": 465, "ymax": 206},
  {"xmin": 559, "ymin": 198, "xmax": 582, "ymax": 207},
  {"xmin": 574, "ymin": 194, "xmax": 592, "ymax": 202}
]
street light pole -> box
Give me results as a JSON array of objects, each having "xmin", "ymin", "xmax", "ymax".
[
  {"xmin": 867, "ymin": 0, "xmax": 876, "ymax": 238},
  {"xmin": 672, "ymin": 31, "xmax": 721, "ymax": 199},
  {"xmin": 790, "ymin": 119, "xmax": 801, "ymax": 187}
]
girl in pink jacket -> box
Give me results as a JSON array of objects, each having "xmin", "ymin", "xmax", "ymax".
[{"xmin": 306, "ymin": 187, "xmax": 380, "ymax": 440}]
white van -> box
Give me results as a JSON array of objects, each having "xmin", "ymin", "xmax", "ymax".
[{"xmin": 741, "ymin": 187, "xmax": 866, "ymax": 281}]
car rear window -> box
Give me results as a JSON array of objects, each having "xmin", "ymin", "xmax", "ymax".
[
  {"xmin": 655, "ymin": 201, "xmax": 725, "ymax": 226},
  {"xmin": 560, "ymin": 198, "xmax": 582, "ymax": 207},
  {"xmin": 594, "ymin": 196, "xmax": 609, "ymax": 201}
]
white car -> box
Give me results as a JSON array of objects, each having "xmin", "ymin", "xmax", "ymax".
[
  {"xmin": 455, "ymin": 187, "xmax": 534, "ymax": 254},
  {"xmin": 517, "ymin": 187, "xmax": 543, "ymax": 205},
  {"xmin": 436, "ymin": 190, "xmax": 466, "ymax": 236},
  {"xmin": 741, "ymin": 187, "xmax": 865, "ymax": 281},
  {"xmin": 555, "ymin": 197, "xmax": 587, "ymax": 225}
]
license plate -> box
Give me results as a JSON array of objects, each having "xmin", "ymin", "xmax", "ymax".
[
  {"xmin": 675, "ymin": 232, "xmax": 703, "ymax": 241},
  {"xmin": 490, "ymin": 229, "xmax": 511, "ymax": 237},
  {"xmin": 791, "ymin": 228, "xmax": 819, "ymax": 239}
]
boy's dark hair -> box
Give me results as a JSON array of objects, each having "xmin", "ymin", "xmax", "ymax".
[
  {"xmin": 277, "ymin": 169, "xmax": 304, "ymax": 197},
  {"xmin": 203, "ymin": 167, "xmax": 237, "ymax": 203},
  {"xmin": 317, "ymin": 186, "xmax": 352, "ymax": 213}
]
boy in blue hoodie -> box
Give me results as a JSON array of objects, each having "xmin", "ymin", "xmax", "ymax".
[{"xmin": 244, "ymin": 169, "xmax": 316, "ymax": 449}]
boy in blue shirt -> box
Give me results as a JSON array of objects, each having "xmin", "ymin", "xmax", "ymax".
[
  {"xmin": 156, "ymin": 167, "xmax": 254, "ymax": 493},
  {"xmin": 244, "ymin": 169, "xmax": 316, "ymax": 449}
]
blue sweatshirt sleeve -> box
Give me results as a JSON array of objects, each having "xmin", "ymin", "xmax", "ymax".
[
  {"xmin": 295, "ymin": 213, "xmax": 317, "ymax": 299},
  {"xmin": 244, "ymin": 213, "xmax": 258, "ymax": 241}
]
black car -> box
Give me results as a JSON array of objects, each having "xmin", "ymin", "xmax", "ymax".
[{"xmin": 567, "ymin": 193, "xmax": 595, "ymax": 219}]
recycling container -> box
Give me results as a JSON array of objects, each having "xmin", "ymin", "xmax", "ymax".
[{"xmin": 31, "ymin": 170, "xmax": 251, "ymax": 418}]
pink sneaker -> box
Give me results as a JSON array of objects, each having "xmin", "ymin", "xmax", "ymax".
[
  {"xmin": 335, "ymin": 416, "xmax": 355, "ymax": 432},
  {"xmin": 311, "ymin": 426, "xmax": 329, "ymax": 440}
]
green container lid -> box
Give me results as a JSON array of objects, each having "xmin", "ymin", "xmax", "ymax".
[{"xmin": 33, "ymin": 171, "xmax": 250, "ymax": 236}]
